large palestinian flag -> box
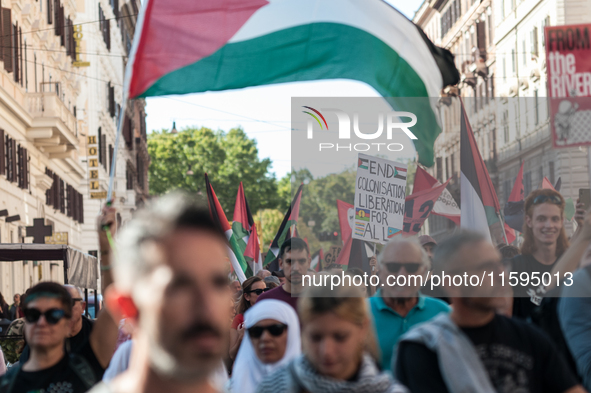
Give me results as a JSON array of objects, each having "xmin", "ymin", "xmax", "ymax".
[
  {"xmin": 205, "ymin": 174, "xmax": 248, "ymax": 282},
  {"xmin": 233, "ymin": 182, "xmax": 256, "ymax": 276},
  {"xmin": 460, "ymin": 103, "xmax": 511, "ymax": 244},
  {"xmin": 126, "ymin": 0, "xmax": 459, "ymax": 166}
]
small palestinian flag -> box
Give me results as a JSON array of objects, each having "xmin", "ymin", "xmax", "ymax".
[
  {"xmin": 355, "ymin": 208, "xmax": 370, "ymax": 222},
  {"xmin": 388, "ymin": 227, "xmax": 401, "ymax": 238},
  {"xmin": 358, "ymin": 158, "xmax": 369, "ymax": 170},
  {"xmin": 394, "ymin": 166, "xmax": 407, "ymax": 180}
]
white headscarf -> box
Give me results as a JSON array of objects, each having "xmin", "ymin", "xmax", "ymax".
[{"xmin": 230, "ymin": 299, "xmax": 301, "ymax": 393}]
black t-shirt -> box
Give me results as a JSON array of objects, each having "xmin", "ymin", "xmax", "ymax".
[
  {"xmin": 396, "ymin": 314, "xmax": 579, "ymax": 393},
  {"xmin": 511, "ymin": 254, "xmax": 557, "ymax": 320},
  {"xmin": 19, "ymin": 316, "xmax": 104, "ymax": 379},
  {"xmin": 9, "ymin": 354, "xmax": 92, "ymax": 393}
]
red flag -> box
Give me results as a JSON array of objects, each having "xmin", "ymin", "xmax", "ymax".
[
  {"xmin": 403, "ymin": 179, "xmax": 450, "ymax": 235},
  {"xmin": 413, "ymin": 166, "xmax": 461, "ymax": 225},
  {"xmin": 244, "ymin": 224, "xmax": 262, "ymax": 273},
  {"xmin": 337, "ymin": 200, "xmax": 354, "ymax": 245},
  {"xmin": 509, "ymin": 162, "xmax": 525, "ymax": 202},
  {"xmin": 540, "ymin": 177, "xmax": 556, "ymax": 190}
]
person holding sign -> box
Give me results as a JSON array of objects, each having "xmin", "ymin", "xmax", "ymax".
[{"xmin": 368, "ymin": 237, "xmax": 450, "ymax": 371}]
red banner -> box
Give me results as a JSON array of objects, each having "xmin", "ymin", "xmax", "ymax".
[
  {"xmin": 546, "ymin": 24, "xmax": 591, "ymax": 148},
  {"xmin": 403, "ymin": 179, "xmax": 450, "ymax": 235}
]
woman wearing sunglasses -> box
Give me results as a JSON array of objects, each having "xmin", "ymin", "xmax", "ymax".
[
  {"xmin": 229, "ymin": 299, "xmax": 300, "ymax": 393},
  {"xmin": 229, "ymin": 277, "xmax": 269, "ymax": 361},
  {"xmin": 256, "ymin": 284, "xmax": 407, "ymax": 393}
]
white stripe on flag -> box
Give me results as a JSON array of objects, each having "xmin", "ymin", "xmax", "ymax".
[
  {"xmin": 227, "ymin": 245, "xmax": 247, "ymax": 283},
  {"xmin": 460, "ymin": 172, "xmax": 492, "ymax": 243}
]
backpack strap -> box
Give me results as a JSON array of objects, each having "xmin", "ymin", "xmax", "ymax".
[
  {"xmin": 68, "ymin": 353, "xmax": 98, "ymax": 390},
  {"xmin": 0, "ymin": 364, "xmax": 22, "ymax": 393}
]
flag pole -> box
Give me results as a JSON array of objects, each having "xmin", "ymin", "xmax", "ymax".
[{"xmin": 497, "ymin": 211, "xmax": 509, "ymax": 244}]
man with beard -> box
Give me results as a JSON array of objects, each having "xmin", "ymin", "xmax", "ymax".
[
  {"xmin": 257, "ymin": 238, "xmax": 310, "ymax": 312},
  {"xmin": 89, "ymin": 193, "xmax": 233, "ymax": 393},
  {"xmin": 394, "ymin": 231, "xmax": 584, "ymax": 393},
  {"xmin": 368, "ymin": 237, "xmax": 450, "ymax": 371}
]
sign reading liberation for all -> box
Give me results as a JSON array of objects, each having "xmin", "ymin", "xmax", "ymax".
[
  {"xmin": 546, "ymin": 24, "xmax": 591, "ymax": 147},
  {"xmin": 353, "ymin": 153, "xmax": 406, "ymax": 244}
]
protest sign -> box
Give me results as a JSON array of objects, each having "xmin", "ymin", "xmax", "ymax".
[
  {"xmin": 546, "ymin": 24, "xmax": 591, "ymax": 147},
  {"xmin": 403, "ymin": 179, "xmax": 450, "ymax": 235},
  {"xmin": 352, "ymin": 153, "xmax": 406, "ymax": 244}
]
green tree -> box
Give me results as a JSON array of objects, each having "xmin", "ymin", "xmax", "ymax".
[
  {"xmin": 148, "ymin": 126, "xmax": 280, "ymax": 216},
  {"xmin": 255, "ymin": 209, "xmax": 284, "ymax": 252}
]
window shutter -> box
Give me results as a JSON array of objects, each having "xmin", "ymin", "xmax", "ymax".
[
  {"xmin": 60, "ymin": 179, "xmax": 65, "ymax": 213},
  {"xmin": 10, "ymin": 138, "xmax": 16, "ymax": 183},
  {"xmin": 59, "ymin": 6, "xmax": 65, "ymax": 45},
  {"xmin": 23, "ymin": 148, "xmax": 28, "ymax": 189},
  {"xmin": 52, "ymin": 173, "xmax": 59, "ymax": 209},
  {"xmin": 123, "ymin": 115, "xmax": 132, "ymax": 147},
  {"xmin": 101, "ymin": 134, "xmax": 107, "ymax": 170},
  {"xmin": 106, "ymin": 18, "xmax": 110, "ymax": 50},
  {"xmin": 3, "ymin": 8, "xmax": 12, "ymax": 73},
  {"xmin": 47, "ymin": 0, "xmax": 52, "ymax": 24},
  {"xmin": 19, "ymin": 27, "xmax": 22, "ymax": 85},
  {"xmin": 0, "ymin": 129, "xmax": 4, "ymax": 176},
  {"xmin": 98, "ymin": 127, "xmax": 103, "ymax": 166},
  {"xmin": 45, "ymin": 169, "xmax": 52, "ymax": 205},
  {"xmin": 54, "ymin": 0, "xmax": 60, "ymax": 36},
  {"xmin": 108, "ymin": 144, "xmax": 113, "ymax": 174},
  {"xmin": 13, "ymin": 23, "xmax": 18, "ymax": 82},
  {"xmin": 17, "ymin": 144, "xmax": 22, "ymax": 188},
  {"xmin": 78, "ymin": 192, "xmax": 84, "ymax": 223},
  {"xmin": 66, "ymin": 184, "xmax": 72, "ymax": 217},
  {"xmin": 109, "ymin": 84, "xmax": 115, "ymax": 117}
]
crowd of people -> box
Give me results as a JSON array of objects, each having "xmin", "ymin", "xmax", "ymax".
[{"xmin": 0, "ymin": 187, "xmax": 590, "ymax": 393}]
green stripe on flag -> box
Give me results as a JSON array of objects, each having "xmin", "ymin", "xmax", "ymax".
[{"xmin": 141, "ymin": 23, "xmax": 439, "ymax": 166}]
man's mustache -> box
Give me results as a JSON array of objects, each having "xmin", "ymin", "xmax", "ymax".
[{"xmin": 181, "ymin": 322, "xmax": 222, "ymax": 340}]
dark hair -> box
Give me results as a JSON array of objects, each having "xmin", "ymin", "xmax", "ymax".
[
  {"xmin": 521, "ymin": 189, "xmax": 568, "ymax": 257},
  {"xmin": 279, "ymin": 237, "xmax": 309, "ymax": 260},
  {"xmin": 432, "ymin": 231, "xmax": 487, "ymax": 273},
  {"xmin": 22, "ymin": 282, "xmax": 73, "ymax": 318},
  {"xmin": 345, "ymin": 268, "xmax": 364, "ymax": 277},
  {"xmin": 326, "ymin": 264, "xmax": 343, "ymax": 271},
  {"xmin": 272, "ymin": 270, "xmax": 285, "ymax": 278},
  {"xmin": 236, "ymin": 276, "xmax": 263, "ymax": 315},
  {"xmin": 498, "ymin": 245, "xmax": 519, "ymax": 259}
]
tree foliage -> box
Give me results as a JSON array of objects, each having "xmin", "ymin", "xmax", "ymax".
[{"xmin": 148, "ymin": 127, "xmax": 280, "ymax": 216}]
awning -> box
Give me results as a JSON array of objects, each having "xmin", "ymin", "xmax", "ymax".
[{"xmin": 0, "ymin": 244, "xmax": 98, "ymax": 289}]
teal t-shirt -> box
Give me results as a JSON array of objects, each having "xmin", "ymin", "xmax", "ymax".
[{"xmin": 368, "ymin": 291, "xmax": 450, "ymax": 371}]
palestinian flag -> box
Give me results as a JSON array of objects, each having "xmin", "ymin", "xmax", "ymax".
[
  {"xmin": 358, "ymin": 158, "xmax": 369, "ymax": 170},
  {"xmin": 126, "ymin": 0, "xmax": 460, "ymax": 167},
  {"xmin": 394, "ymin": 166, "xmax": 407, "ymax": 180},
  {"xmin": 263, "ymin": 184, "xmax": 304, "ymax": 267},
  {"xmin": 205, "ymin": 174, "xmax": 247, "ymax": 282},
  {"xmin": 310, "ymin": 249, "xmax": 324, "ymax": 272},
  {"xmin": 244, "ymin": 224, "xmax": 263, "ymax": 274},
  {"xmin": 335, "ymin": 200, "xmax": 370, "ymax": 272},
  {"xmin": 504, "ymin": 162, "xmax": 525, "ymax": 233},
  {"xmin": 540, "ymin": 176, "xmax": 556, "ymax": 190},
  {"xmin": 460, "ymin": 103, "xmax": 511, "ymax": 244},
  {"xmin": 232, "ymin": 182, "xmax": 256, "ymax": 276}
]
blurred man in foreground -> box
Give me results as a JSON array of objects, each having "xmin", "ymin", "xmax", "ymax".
[
  {"xmin": 395, "ymin": 231, "xmax": 584, "ymax": 393},
  {"xmin": 90, "ymin": 193, "xmax": 233, "ymax": 393}
]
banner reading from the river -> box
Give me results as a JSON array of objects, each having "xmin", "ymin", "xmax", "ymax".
[
  {"xmin": 546, "ymin": 24, "xmax": 591, "ymax": 147},
  {"xmin": 353, "ymin": 153, "xmax": 406, "ymax": 244}
]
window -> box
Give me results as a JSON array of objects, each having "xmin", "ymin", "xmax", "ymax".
[
  {"xmin": 511, "ymin": 48, "xmax": 516, "ymax": 74},
  {"xmin": 487, "ymin": 8, "xmax": 493, "ymax": 45},
  {"xmin": 534, "ymin": 89, "xmax": 539, "ymax": 125},
  {"xmin": 503, "ymin": 110, "xmax": 509, "ymax": 143},
  {"xmin": 99, "ymin": 5, "xmax": 111, "ymax": 50},
  {"xmin": 436, "ymin": 157, "xmax": 443, "ymax": 182},
  {"xmin": 538, "ymin": 166, "xmax": 543, "ymax": 186},
  {"xmin": 502, "ymin": 56, "xmax": 506, "ymax": 82},
  {"xmin": 522, "ymin": 39, "xmax": 527, "ymax": 65},
  {"xmin": 549, "ymin": 161, "xmax": 555, "ymax": 184},
  {"xmin": 542, "ymin": 16, "xmax": 550, "ymax": 47},
  {"xmin": 531, "ymin": 26, "xmax": 539, "ymax": 57},
  {"xmin": 524, "ymin": 171, "xmax": 532, "ymax": 197}
]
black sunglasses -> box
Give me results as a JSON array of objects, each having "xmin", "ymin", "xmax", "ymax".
[
  {"xmin": 533, "ymin": 195, "xmax": 562, "ymax": 205},
  {"xmin": 248, "ymin": 323, "xmax": 288, "ymax": 339},
  {"xmin": 247, "ymin": 288, "xmax": 270, "ymax": 296},
  {"xmin": 24, "ymin": 308, "xmax": 67, "ymax": 325},
  {"xmin": 384, "ymin": 262, "xmax": 422, "ymax": 274}
]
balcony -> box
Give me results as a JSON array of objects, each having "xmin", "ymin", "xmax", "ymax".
[
  {"xmin": 25, "ymin": 91, "xmax": 83, "ymax": 177},
  {"xmin": 25, "ymin": 91, "xmax": 78, "ymax": 158}
]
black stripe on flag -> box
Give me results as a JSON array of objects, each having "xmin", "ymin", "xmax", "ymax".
[{"xmin": 460, "ymin": 106, "xmax": 484, "ymax": 202}]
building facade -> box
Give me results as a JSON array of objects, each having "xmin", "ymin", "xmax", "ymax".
[
  {"xmin": 494, "ymin": 0, "xmax": 591, "ymax": 234},
  {"xmin": 75, "ymin": 0, "xmax": 148, "ymax": 256},
  {"xmin": 0, "ymin": 0, "xmax": 85, "ymax": 295},
  {"xmin": 414, "ymin": 0, "xmax": 500, "ymax": 242}
]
